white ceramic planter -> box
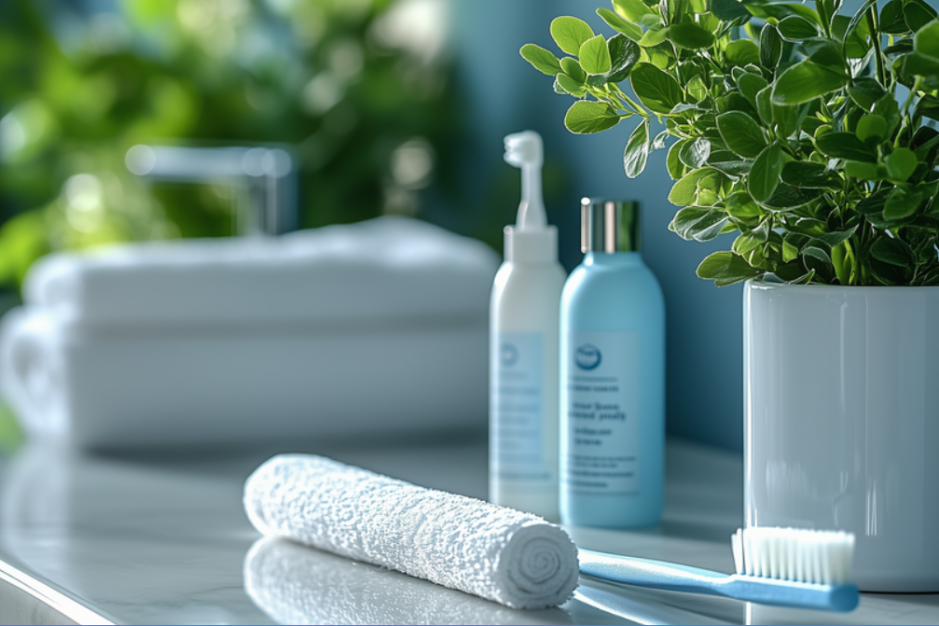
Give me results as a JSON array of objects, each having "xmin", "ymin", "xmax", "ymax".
[{"xmin": 743, "ymin": 280, "xmax": 939, "ymax": 592}]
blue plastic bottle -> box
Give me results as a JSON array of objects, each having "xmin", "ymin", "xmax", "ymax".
[{"xmin": 559, "ymin": 198, "xmax": 665, "ymax": 528}]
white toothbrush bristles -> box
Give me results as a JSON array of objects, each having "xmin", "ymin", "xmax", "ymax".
[{"xmin": 731, "ymin": 527, "xmax": 855, "ymax": 585}]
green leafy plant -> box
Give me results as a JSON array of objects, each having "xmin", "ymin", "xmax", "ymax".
[{"xmin": 522, "ymin": 0, "xmax": 939, "ymax": 286}]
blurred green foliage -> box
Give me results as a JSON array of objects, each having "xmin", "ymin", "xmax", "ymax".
[
  {"xmin": 0, "ymin": 0, "xmax": 462, "ymax": 292},
  {"xmin": 0, "ymin": 401, "xmax": 24, "ymax": 455}
]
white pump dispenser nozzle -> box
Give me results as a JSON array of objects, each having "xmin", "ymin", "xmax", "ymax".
[
  {"xmin": 502, "ymin": 131, "xmax": 556, "ymax": 263},
  {"xmin": 504, "ymin": 131, "xmax": 546, "ymax": 230}
]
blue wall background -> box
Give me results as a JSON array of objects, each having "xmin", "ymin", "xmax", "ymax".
[{"xmin": 449, "ymin": 1, "xmax": 745, "ymax": 451}]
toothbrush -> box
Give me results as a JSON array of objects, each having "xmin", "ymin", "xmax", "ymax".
[{"xmin": 578, "ymin": 527, "xmax": 859, "ymax": 612}]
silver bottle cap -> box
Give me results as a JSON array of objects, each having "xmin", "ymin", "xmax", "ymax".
[{"xmin": 581, "ymin": 198, "xmax": 641, "ymax": 253}]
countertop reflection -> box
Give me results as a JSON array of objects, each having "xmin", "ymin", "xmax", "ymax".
[{"xmin": 0, "ymin": 435, "xmax": 936, "ymax": 625}]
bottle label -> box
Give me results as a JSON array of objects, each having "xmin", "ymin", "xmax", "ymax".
[
  {"xmin": 491, "ymin": 331, "xmax": 548, "ymax": 483},
  {"xmin": 564, "ymin": 331, "xmax": 640, "ymax": 495}
]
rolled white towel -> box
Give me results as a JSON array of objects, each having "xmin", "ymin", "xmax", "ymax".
[{"xmin": 243, "ymin": 454, "xmax": 579, "ymax": 609}]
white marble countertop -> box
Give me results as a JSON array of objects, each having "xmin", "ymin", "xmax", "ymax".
[{"xmin": 0, "ymin": 434, "xmax": 936, "ymax": 625}]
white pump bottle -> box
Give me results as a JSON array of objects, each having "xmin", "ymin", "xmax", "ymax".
[{"xmin": 489, "ymin": 131, "xmax": 566, "ymax": 520}]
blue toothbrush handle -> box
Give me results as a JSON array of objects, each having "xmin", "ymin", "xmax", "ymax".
[{"xmin": 578, "ymin": 549, "xmax": 859, "ymax": 612}]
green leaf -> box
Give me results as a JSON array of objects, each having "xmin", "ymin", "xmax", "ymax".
[
  {"xmin": 711, "ymin": 0, "xmax": 751, "ymax": 20},
  {"xmin": 597, "ymin": 7, "xmax": 644, "ymax": 40},
  {"xmin": 815, "ymin": 132, "xmax": 877, "ymax": 161},
  {"xmin": 726, "ymin": 39, "xmax": 760, "ymax": 67},
  {"xmin": 755, "ymin": 86, "xmax": 773, "ymax": 125},
  {"xmin": 679, "ymin": 137, "xmax": 711, "ymax": 169},
  {"xmin": 551, "ymin": 17, "xmax": 595, "ymax": 56},
  {"xmin": 670, "ymin": 206, "xmax": 710, "ymax": 239},
  {"xmin": 725, "ymin": 190, "xmax": 762, "ymax": 218},
  {"xmin": 869, "ymin": 258, "xmax": 906, "ymax": 284},
  {"xmin": 652, "ymin": 129, "xmax": 668, "ymax": 151},
  {"xmin": 915, "ymin": 96, "xmax": 939, "ymax": 123},
  {"xmin": 780, "ymin": 161, "xmax": 841, "ymax": 189},
  {"xmin": 905, "ymin": 0, "xmax": 939, "ymax": 33},
  {"xmin": 670, "ymin": 207, "xmax": 728, "ymax": 241},
  {"xmin": 884, "ymin": 185, "xmax": 923, "ymax": 219},
  {"xmin": 844, "ymin": 160, "xmax": 885, "ymax": 180},
  {"xmin": 560, "ymin": 57, "xmax": 586, "ymax": 82},
  {"xmin": 733, "ymin": 230, "xmax": 765, "ymax": 256},
  {"xmin": 771, "ymin": 60, "xmax": 849, "ymax": 105},
  {"xmin": 885, "ymin": 147, "xmax": 919, "ymax": 181},
  {"xmin": 687, "ymin": 75, "xmax": 708, "ymax": 102},
  {"xmin": 697, "ymin": 10, "xmax": 720, "ymax": 31},
  {"xmin": 844, "ymin": 0, "xmax": 878, "ymax": 48},
  {"xmin": 895, "ymin": 52, "xmax": 939, "ymax": 90},
  {"xmin": 762, "ymin": 184, "xmax": 822, "ymax": 210},
  {"xmin": 696, "ymin": 251, "xmax": 763, "ymax": 285},
  {"xmin": 881, "ymin": 0, "xmax": 910, "ymax": 34},
  {"xmin": 691, "ymin": 214, "xmax": 730, "ymax": 242},
  {"xmin": 607, "ymin": 34, "xmax": 641, "ymax": 82},
  {"xmin": 630, "ymin": 63, "xmax": 684, "ymax": 114},
  {"xmin": 760, "ymin": 23, "xmax": 784, "ymax": 69},
  {"xmin": 623, "ymin": 119, "xmax": 650, "ymax": 178},
  {"xmin": 668, "ymin": 167, "xmax": 724, "ymax": 206},
  {"xmin": 802, "ymin": 245, "xmax": 835, "ymax": 280},
  {"xmin": 871, "ymin": 237, "xmax": 914, "ymax": 266},
  {"xmin": 564, "ymin": 101, "xmax": 620, "ymax": 134},
  {"xmin": 856, "ymin": 189, "xmax": 890, "ymax": 215},
  {"xmin": 782, "ymin": 233, "xmax": 803, "ymax": 262},
  {"xmin": 856, "ymin": 114, "xmax": 888, "ymax": 142},
  {"xmin": 817, "ymin": 227, "xmax": 857, "ymax": 248},
  {"xmin": 555, "ymin": 73, "xmax": 586, "ymax": 97},
  {"xmin": 912, "ymin": 127, "xmax": 939, "ymax": 166},
  {"xmin": 520, "ymin": 44, "xmax": 562, "ymax": 76},
  {"xmin": 778, "ymin": 16, "xmax": 820, "ymax": 40},
  {"xmin": 613, "ymin": 0, "xmax": 661, "ymax": 27},
  {"xmin": 669, "ymin": 23, "xmax": 715, "ymax": 49},
  {"xmin": 748, "ymin": 3, "xmax": 821, "ymax": 24},
  {"xmin": 638, "ymin": 28, "xmax": 669, "ymax": 48},
  {"xmin": 642, "ymin": 43, "xmax": 674, "ymax": 69},
  {"xmin": 772, "ymin": 99, "xmax": 808, "ymax": 139},
  {"xmin": 914, "ymin": 20, "xmax": 939, "ymax": 61},
  {"xmin": 833, "ymin": 12, "xmax": 873, "ymax": 59},
  {"xmin": 718, "ymin": 90, "xmax": 758, "ymax": 116},
  {"xmin": 848, "ymin": 78, "xmax": 888, "ymax": 110},
  {"xmin": 873, "ymin": 94, "xmax": 902, "ymax": 138},
  {"xmin": 817, "ymin": 0, "xmax": 841, "ymax": 29},
  {"xmin": 717, "ymin": 111, "xmax": 766, "ymax": 158},
  {"xmin": 738, "ymin": 73, "xmax": 769, "ymax": 111},
  {"xmin": 579, "ymin": 35, "xmax": 612, "ymax": 75},
  {"xmin": 707, "ymin": 150, "xmax": 754, "ymax": 178},
  {"xmin": 748, "ymin": 142, "xmax": 785, "ymax": 203},
  {"xmin": 667, "ymin": 140, "xmax": 688, "ymax": 179}
]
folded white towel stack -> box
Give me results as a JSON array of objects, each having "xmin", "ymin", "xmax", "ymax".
[
  {"xmin": 25, "ymin": 217, "xmax": 495, "ymax": 329},
  {"xmin": 243, "ymin": 454, "xmax": 579, "ymax": 609},
  {"xmin": 0, "ymin": 217, "xmax": 498, "ymax": 449}
]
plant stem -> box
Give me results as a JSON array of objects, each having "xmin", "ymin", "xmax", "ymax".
[
  {"xmin": 866, "ymin": 3, "xmax": 887, "ymax": 88},
  {"xmin": 593, "ymin": 86, "xmax": 635, "ymax": 116},
  {"xmin": 612, "ymin": 85, "xmax": 650, "ymax": 118}
]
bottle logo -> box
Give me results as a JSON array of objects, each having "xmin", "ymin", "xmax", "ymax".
[
  {"xmin": 575, "ymin": 344, "xmax": 602, "ymax": 370},
  {"xmin": 500, "ymin": 342, "xmax": 519, "ymax": 367}
]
